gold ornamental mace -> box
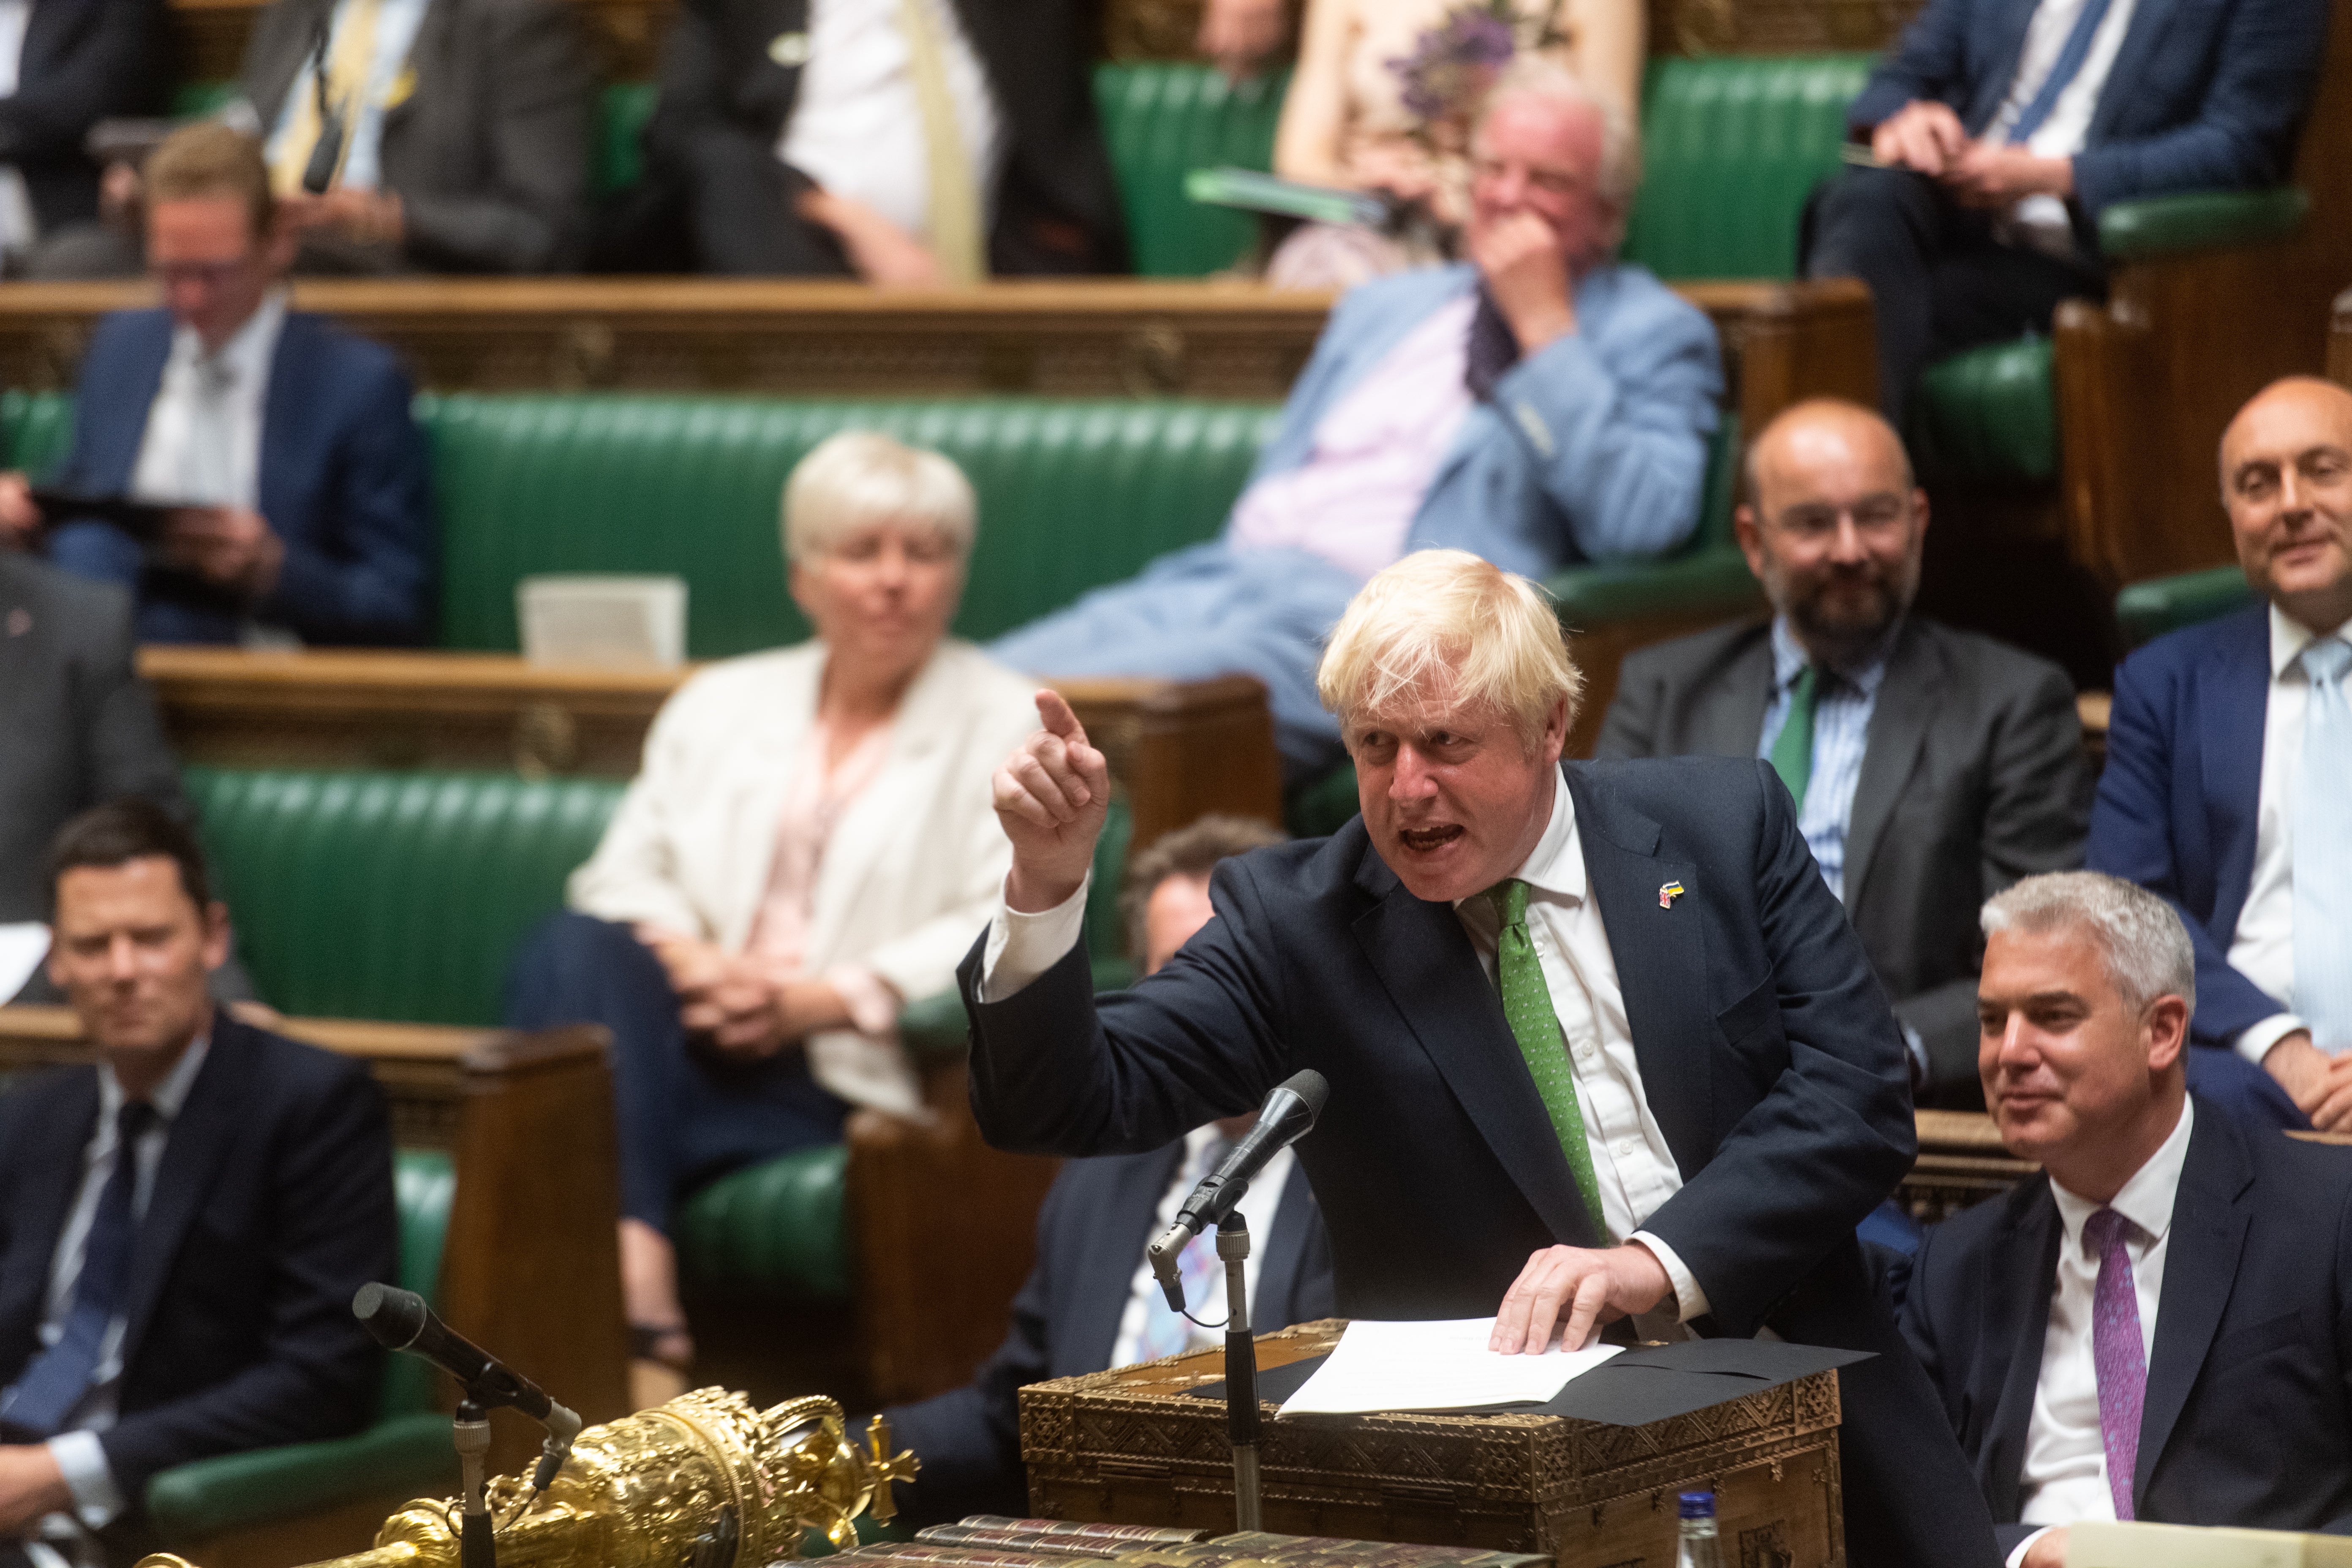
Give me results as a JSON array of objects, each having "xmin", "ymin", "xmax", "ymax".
[{"xmin": 138, "ymin": 1390, "xmax": 918, "ymax": 1568}]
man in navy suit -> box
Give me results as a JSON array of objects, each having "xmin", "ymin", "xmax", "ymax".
[
  {"xmin": 880, "ymin": 815, "xmax": 1334, "ymax": 1525},
  {"xmin": 2088, "ymin": 376, "xmax": 2352, "ymax": 1129},
  {"xmin": 969, "ymin": 549, "xmax": 1999, "ymax": 1568},
  {"xmin": 0, "ymin": 123, "xmax": 433, "ymax": 646},
  {"xmin": 0, "ymin": 801, "xmax": 394, "ymax": 1567},
  {"xmin": 1902, "ymin": 871, "xmax": 2352, "ymax": 1567},
  {"xmin": 1803, "ymin": 0, "xmax": 2332, "ymax": 425}
]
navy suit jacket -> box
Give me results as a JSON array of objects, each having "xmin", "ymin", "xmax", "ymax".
[
  {"xmin": 0, "ymin": 1014, "xmax": 396, "ymax": 1552},
  {"xmin": 1901, "ymin": 1099, "xmax": 2352, "ymax": 1549},
  {"xmin": 46, "ymin": 308, "xmax": 435, "ymax": 646},
  {"xmin": 880, "ymin": 1145, "xmax": 1334, "ymax": 1525},
  {"xmin": 1846, "ymin": 0, "xmax": 2332, "ymax": 219},
  {"xmin": 2085, "ymin": 605, "xmax": 2284, "ymax": 1048},
  {"xmin": 960, "ymin": 756, "xmax": 2001, "ymax": 1568}
]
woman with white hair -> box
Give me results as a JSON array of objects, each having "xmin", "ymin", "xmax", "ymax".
[{"xmin": 506, "ymin": 431, "xmax": 1040, "ymax": 1388}]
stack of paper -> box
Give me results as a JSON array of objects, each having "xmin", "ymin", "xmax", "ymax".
[{"xmin": 1277, "ymin": 1318, "xmax": 1622, "ymax": 1416}]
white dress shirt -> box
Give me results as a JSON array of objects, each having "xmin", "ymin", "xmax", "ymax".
[
  {"xmin": 2230, "ymin": 604, "xmax": 2352, "ymax": 1064},
  {"xmin": 0, "ymin": 0, "xmax": 37, "ymax": 259},
  {"xmin": 777, "ymin": 0, "xmax": 1005, "ymax": 245},
  {"xmin": 1982, "ymin": 0, "xmax": 2141, "ymax": 256},
  {"xmin": 2009, "ymin": 1097, "xmax": 2193, "ymax": 1568},
  {"xmin": 128, "ymin": 288, "xmax": 289, "ymax": 513},
  {"xmin": 261, "ymin": 0, "xmax": 435, "ymax": 193},
  {"xmin": 1108, "ymin": 1127, "xmax": 1300, "ymax": 1366},
  {"xmin": 981, "ymin": 773, "xmax": 1712, "ymax": 1328},
  {"xmin": 14, "ymin": 1037, "xmax": 212, "ymax": 1568}
]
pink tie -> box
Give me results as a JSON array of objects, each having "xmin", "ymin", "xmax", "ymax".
[{"xmin": 2084, "ymin": 1208, "xmax": 2146, "ymax": 1521}]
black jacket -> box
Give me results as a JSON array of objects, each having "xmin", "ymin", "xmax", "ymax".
[
  {"xmin": 0, "ymin": 0, "xmax": 168, "ymax": 237},
  {"xmin": 0, "ymin": 1014, "xmax": 396, "ymax": 1552}
]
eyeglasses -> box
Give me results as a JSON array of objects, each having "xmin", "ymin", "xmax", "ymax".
[
  {"xmin": 152, "ymin": 257, "xmax": 258, "ymax": 289},
  {"xmin": 1769, "ymin": 496, "xmax": 1914, "ymax": 539}
]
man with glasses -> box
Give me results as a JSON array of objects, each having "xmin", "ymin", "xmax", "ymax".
[
  {"xmin": 0, "ymin": 122, "xmax": 432, "ymax": 645},
  {"xmin": 1598, "ymin": 398, "xmax": 2091, "ymax": 1107}
]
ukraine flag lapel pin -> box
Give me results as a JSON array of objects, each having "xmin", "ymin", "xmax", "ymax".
[{"xmin": 1658, "ymin": 880, "xmax": 1685, "ymax": 909}]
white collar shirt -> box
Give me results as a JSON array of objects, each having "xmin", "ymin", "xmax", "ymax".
[
  {"xmin": 2227, "ymin": 604, "xmax": 2352, "ymax": 1065},
  {"xmin": 1983, "ymin": 0, "xmax": 2141, "ymax": 256},
  {"xmin": 2012, "ymin": 1098, "xmax": 2194, "ymax": 1563},
  {"xmin": 1109, "ymin": 1126, "xmax": 1300, "ymax": 1367},
  {"xmin": 129, "ymin": 287, "xmax": 289, "ymax": 512},
  {"xmin": 0, "ymin": 0, "xmax": 36, "ymax": 258},
  {"xmin": 1448, "ymin": 773, "xmax": 1710, "ymax": 1326},
  {"xmin": 17, "ymin": 1034, "xmax": 214, "ymax": 1566}
]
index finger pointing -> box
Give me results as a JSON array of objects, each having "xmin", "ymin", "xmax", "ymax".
[{"xmin": 1034, "ymin": 687, "xmax": 1089, "ymax": 748}]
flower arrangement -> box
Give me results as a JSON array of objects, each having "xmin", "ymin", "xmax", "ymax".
[{"xmin": 1388, "ymin": 0, "xmax": 1568, "ymax": 156}]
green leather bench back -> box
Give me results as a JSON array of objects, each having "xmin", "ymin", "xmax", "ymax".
[
  {"xmin": 1, "ymin": 390, "xmax": 74, "ymax": 478},
  {"xmin": 1909, "ymin": 335, "xmax": 2058, "ymax": 484},
  {"xmin": 387, "ymin": 1149, "xmax": 457, "ymax": 1415},
  {"xmin": 185, "ymin": 767, "xmax": 625, "ymax": 1025},
  {"xmin": 1622, "ymin": 53, "xmax": 1875, "ymax": 282},
  {"xmin": 599, "ymin": 82, "xmax": 660, "ymax": 200},
  {"xmin": 424, "ymin": 393, "xmax": 1281, "ymax": 659},
  {"xmin": 2116, "ymin": 564, "xmax": 2257, "ymax": 646},
  {"xmin": 1092, "ymin": 62, "xmax": 1289, "ymax": 278}
]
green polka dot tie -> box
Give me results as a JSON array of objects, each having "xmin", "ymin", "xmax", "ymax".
[{"xmin": 1487, "ymin": 878, "xmax": 1606, "ymax": 1238}]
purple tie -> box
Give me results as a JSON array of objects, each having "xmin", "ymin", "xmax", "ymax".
[{"xmin": 2084, "ymin": 1208, "xmax": 2146, "ymax": 1521}]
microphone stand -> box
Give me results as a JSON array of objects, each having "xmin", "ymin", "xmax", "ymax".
[
  {"xmin": 1217, "ymin": 1212, "xmax": 1262, "ymax": 1533},
  {"xmin": 453, "ymin": 1398, "xmax": 496, "ymax": 1568}
]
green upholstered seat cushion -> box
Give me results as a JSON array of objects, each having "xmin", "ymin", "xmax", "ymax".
[
  {"xmin": 1091, "ymin": 62, "xmax": 1289, "ymax": 278},
  {"xmin": 1910, "ymin": 335, "xmax": 2058, "ymax": 485},
  {"xmin": 598, "ymin": 82, "xmax": 660, "ymax": 199},
  {"xmin": 675, "ymin": 1143, "xmax": 851, "ymax": 1300},
  {"xmin": 1, "ymin": 389, "xmax": 74, "ymax": 479},
  {"xmin": 2115, "ymin": 564, "xmax": 2257, "ymax": 646},
  {"xmin": 142, "ymin": 1149, "xmax": 459, "ymax": 1541},
  {"xmin": 1622, "ymin": 53, "xmax": 1876, "ymax": 283},
  {"xmin": 185, "ymin": 767, "xmax": 623, "ymax": 1025},
  {"xmin": 2099, "ymin": 188, "xmax": 2309, "ymax": 262},
  {"xmin": 423, "ymin": 395, "xmax": 1281, "ymax": 659}
]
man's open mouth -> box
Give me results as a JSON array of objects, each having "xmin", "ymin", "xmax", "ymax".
[{"xmin": 1398, "ymin": 825, "xmax": 1465, "ymax": 852}]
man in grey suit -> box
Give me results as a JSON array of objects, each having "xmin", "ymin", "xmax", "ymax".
[
  {"xmin": 0, "ymin": 552, "xmax": 188, "ymax": 996},
  {"xmin": 1598, "ymin": 398, "xmax": 2089, "ymax": 1105}
]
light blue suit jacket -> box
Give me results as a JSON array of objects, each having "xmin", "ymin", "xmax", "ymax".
[{"xmin": 1236, "ymin": 261, "xmax": 1723, "ymax": 577}]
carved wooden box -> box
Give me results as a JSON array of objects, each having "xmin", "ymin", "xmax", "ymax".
[{"xmin": 1019, "ymin": 1321, "xmax": 1844, "ymax": 1568}]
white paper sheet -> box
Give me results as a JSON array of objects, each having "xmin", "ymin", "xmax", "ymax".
[
  {"xmin": 1277, "ymin": 1317, "xmax": 1623, "ymax": 1416},
  {"xmin": 0, "ymin": 922, "xmax": 50, "ymax": 1002}
]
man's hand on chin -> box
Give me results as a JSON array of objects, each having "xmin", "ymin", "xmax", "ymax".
[
  {"xmin": 0, "ymin": 1443, "xmax": 70, "ymax": 1535},
  {"xmin": 1490, "ymin": 1241, "xmax": 1671, "ymax": 1354}
]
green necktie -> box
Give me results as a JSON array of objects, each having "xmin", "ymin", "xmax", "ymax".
[
  {"xmin": 1769, "ymin": 663, "xmax": 1819, "ymax": 809},
  {"xmin": 1486, "ymin": 878, "xmax": 1606, "ymax": 1238}
]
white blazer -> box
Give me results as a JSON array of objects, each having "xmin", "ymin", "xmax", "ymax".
[{"xmin": 567, "ymin": 638, "xmax": 1042, "ymax": 1118}]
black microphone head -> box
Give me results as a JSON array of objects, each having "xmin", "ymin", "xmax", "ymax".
[
  {"xmin": 1278, "ymin": 1069, "xmax": 1329, "ymax": 1125},
  {"xmin": 353, "ymin": 1282, "xmax": 430, "ymax": 1349}
]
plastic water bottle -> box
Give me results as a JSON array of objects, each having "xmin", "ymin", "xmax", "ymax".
[{"xmin": 1675, "ymin": 1490, "xmax": 1723, "ymax": 1568}]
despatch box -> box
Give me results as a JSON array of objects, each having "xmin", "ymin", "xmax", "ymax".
[{"xmin": 1019, "ymin": 1320, "xmax": 1843, "ymax": 1568}]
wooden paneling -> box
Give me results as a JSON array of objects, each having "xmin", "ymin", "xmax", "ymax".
[{"xmin": 2051, "ymin": 0, "xmax": 2352, "ymax": 591}]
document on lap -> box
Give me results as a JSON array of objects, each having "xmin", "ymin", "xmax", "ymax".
[
  {"xmin": 0, "ymin": 922, "xmax": 49, "ymax": 1000},
  {"xmin": 1278, "ymin": 1318, "xmax": 1623, "ymax": 1415}
]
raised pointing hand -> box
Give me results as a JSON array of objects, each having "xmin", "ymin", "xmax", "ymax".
[{"xmin": 993, "ymin": 689, "xmax": 1112, "ymax": 912}]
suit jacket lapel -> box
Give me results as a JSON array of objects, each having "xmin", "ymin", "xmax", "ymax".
[
  {"xmin": 119, "ymin": 1024, "xmax": 251, "ymax": 1365},
  {"xmin": 1970, "ymin": 0, "xmax": 2047, "ymax": 133},
  {"xmin": 1687, "ymin": 627, "xmax": 1775, "ymax": 759},
  {"xmin": 0, "ymin": 1073, "xmax": 101, "ymax": 1367},
  {"xmin": 91, "ymin": 318, "xmax": 174, "ymax": 495},
  {"xmin": 258, "ymin": 313, "xmax": 321, "ymax": 544},
  {"xmin": 1068, "ymin": 1143, "xmax": 1186, "ymax": 1372},
  {"xmin": 2087, "ymin": 0, "xmax": 2183, "ymax": 144},
  {"xmin": 2203, "ymin": 607, "xmax": 2270, "ymax": 940},
  {"xmin": 1256, "ymin": 1158, "xmax": 1319, "ymax": 1325},
  {"xmin": 2137, "ymin": 1105, "xmax": 2251, "ymax": 1504},
  {"xmin": 1981, "ymin": 1179, "xmax": 2063, "ymax": 1522},
  {"xmin": 1846, "ymin": 620, "xmax": 1944, "ymax": 909},
  {"xmin": 1349, "ymin": 844, "xmax": 1600, "ymax": 1248},
  {"xmin": 1565, "ymin": 765, "xmax": 1712, "ymax": 1176},
  {"xmin": 241, "ymin": 0, "xmax": 338, "ymax": 141}
]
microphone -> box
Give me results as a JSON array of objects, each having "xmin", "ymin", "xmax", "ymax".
[
  {"xmin": 354, "ymin": 1283, "xmax": 582, "ymax": 1489},
  {"xmin": 1147, "ymin": 1070, "xmax": 1328, "ymax": 1307}
]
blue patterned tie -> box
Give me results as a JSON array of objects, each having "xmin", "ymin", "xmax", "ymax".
[
  {"xmin": 0, "ymin": 1102, "xmax": 156, "ymax": 1440},
  {"xmin": 1131, "ymin": 1137, "xmax": 1233, "ymax": 1362},
  {"xmin": 2295, "ymin": 638, "xmax": 2352, "ymax": 1052},
  {"xmin": 2006, "ymin": 0, "xmax": 2120, "ymax": 145}
]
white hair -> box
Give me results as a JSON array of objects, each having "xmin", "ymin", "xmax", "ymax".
[
  {"xmin": 1981, "ymin": 871, "xmax": 2196, "ymax": 1014},
  {"xmin": 781, "ymin": 431, "xmax": 977, "ymax": 565},
  {"xmin": 1476, "ymin": 57, "xmax": 1643, "ymax": 222}
]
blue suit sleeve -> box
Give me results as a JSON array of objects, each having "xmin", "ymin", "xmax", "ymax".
[
  {"xmin": 2087, "ymin": 652, "xmax": 2285, "ymax": 1048},
  {"xmin": 1487, "ymin": 285, "xmax": 1721, "ymax": 562},
  {"xmin": 2070, "ymin": 0, "xmax": 2330, "ymax": 215},
  {"xmin": 1847, "ymin": 0, "xmax": 1976, "ymax": 131},
  {"xmin": 256, "ymin": 356, "xmax": 435, "ymax": 646}
]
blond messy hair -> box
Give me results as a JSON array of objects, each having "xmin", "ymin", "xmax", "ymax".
[{"xmin": 1318, "ymin": 550, "xmax": 1583, "ymax": 749}]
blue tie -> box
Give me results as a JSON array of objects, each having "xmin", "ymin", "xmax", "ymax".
[
  {"xmin": 2295, "ymin": 638, "xmax": 2352, "ymax": 1052},
  {"xmin": 2006, "ymin": 0, "xmax": 2120, "ymax": 145},
  {"xmin": 0, "ymin": 1101, "xmax": 157, "ymax": 1440}
]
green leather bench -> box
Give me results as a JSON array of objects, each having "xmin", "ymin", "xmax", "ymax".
[
  {"xmin": 144, "ymin": 1150, "xmax": 457, "ymax": 1543},
  {"xmin": 2115, "ymin": 563, "xmax": 2258, "ymax": 648}
]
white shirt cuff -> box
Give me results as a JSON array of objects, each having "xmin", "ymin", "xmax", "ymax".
[
  {"xmin": 1630, "ymin": 1230, "xmax": 1711, "ymax": 1323},
  {"xmin": 2238, "ymin": 1012, "xmax": 2307, "ymax": 1067},
  {"xmin": 2006, "ymin": 1526, "xmax": 2054, "ymax": 1568},
  {"xmin": 978, "ymin": 871, "xmax": 1092, "ymax": 1003},
  {"xmin": 46, "ymin": 1430, "xmax": 124, "ymax": 1529}
]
